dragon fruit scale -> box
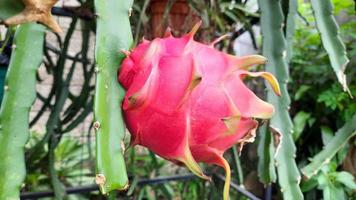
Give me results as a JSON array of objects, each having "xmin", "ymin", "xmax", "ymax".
[{"xmin": 119, "ymin": 21, "xmax": 280, "ymax": 200}]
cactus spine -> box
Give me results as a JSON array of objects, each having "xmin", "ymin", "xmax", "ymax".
[
  {"xmin": 94, "ymin": 0, "xmax": 133, "ymax": 194},
  {"xmin": 0, "ymin": 23, "xmax": 45, "ymax": 200}
]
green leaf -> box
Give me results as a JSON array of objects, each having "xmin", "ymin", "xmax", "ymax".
[
  {"xmin": 335, "ymin": 171, "xmax": 356, "ymax": 190},
  {"xmin": 159, "ymin": 184, "xmax": 175, "ymax": 199},
  {"xmin": 294, "ymin": 85, "xmax": 311, "ymax": 100},
  {"xmin": 321, "ymin": 126, "xmax": 334, "ymax": 145},
  {"xmin": 332, "ymin": 0, "xmax": 355, "ymax": 14},
  {"xmin": 293, "ymin": 111, "xmax": 311, "ymax": 141},
  {"xmin": 322, "ymin": 185, "xmax": 346, "ymax": 200},
  {"xmin": 301, "ymin": 177, "xmax": 318, "ymax": 192},
  {"xmin": 310, "ymin": 0, "xmax": 351, "ymax": 93}
]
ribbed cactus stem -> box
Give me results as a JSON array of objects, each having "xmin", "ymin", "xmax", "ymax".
[
  {"xmin": 0, "ymin": 23, "xmax": 45, "ymax": 200},
  {"xmin": 310, "ymin": 0, "xmax": 350, "ymax": 94},
  {"xmin": 258, "ymin": 0, "xmax": 303, "ymax": 199},
  {"xmin": 93, "ymin": 0, "xmax": 133, "ymax": 194},
  {"xmin": 257, "ymin": 124, "xmax": 276, "ymax": 185},
  {"xmin": 285, "ymin": 0, "xmax": 298, "ymax": 62}
]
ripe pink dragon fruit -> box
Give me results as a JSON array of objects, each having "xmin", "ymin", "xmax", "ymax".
[{"xmin": 119, "ymin": 22, "xmax": 280, "ymax": 200}]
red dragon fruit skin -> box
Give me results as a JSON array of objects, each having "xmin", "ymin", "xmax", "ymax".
[{"xmin": 119, "ymin": 21, "xmax": 280, "ymax": 200}]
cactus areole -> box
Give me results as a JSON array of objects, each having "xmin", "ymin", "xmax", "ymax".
[{"xmin": 119, "ymin": 22, "xmax": 280, "ymax": 200}]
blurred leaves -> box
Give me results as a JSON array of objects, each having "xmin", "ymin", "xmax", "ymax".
[
  {"xmin": 301, "ymin": 114, "xmax": 356, "ymax": 179},
  {"xmin": 293, "ymin": 111, "xmax": 314, "ymax": 141},
  {"xmin": 24, "ymin": 133, "xmax": 94, "ymax": 192},
  {"xmin": 315, "ymin": 165, "xmax": 356, "ymax": 200}
]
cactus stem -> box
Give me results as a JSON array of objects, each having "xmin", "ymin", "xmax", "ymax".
[
  {"xmin": 94, "ymin": 0, "xmax": 132, "ymax": 193},
  {"xmin": 323, "ymin": 158, "xmax": 330, "ymax": 164},
  {"xmin": 0, "ymin": 23, "xmax": 45, "ymax": 200}
]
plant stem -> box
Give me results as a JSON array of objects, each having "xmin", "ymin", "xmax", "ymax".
[
  {"xmin": 0, "ymin": 23, "xmax": 45, "ymax": 199},
  {"xmin": 94, "ymin": 0, "xmax": 134, "ymax": 194}
]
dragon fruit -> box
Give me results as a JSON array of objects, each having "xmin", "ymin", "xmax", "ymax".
[{"xmin": 119, "ymin": 21, "xmax": 280, "ymax": 200}]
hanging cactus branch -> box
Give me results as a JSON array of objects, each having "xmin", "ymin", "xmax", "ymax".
[
  {"xmin": 258, "ymin": 0, "xmax": 303, "ymax": 199},
  {"xmin": 93, "ymin": 0, "xmax": 133, "ymax": 194},
  {"xmin": 257, "ymin": 124, "xmax": 277, "ymax": 185},
  {"xmin": 0, "ymin": 23, "xmax": 45, "ymax": 200},
  {"xmin": 310, "ymin": 0, "xmax": 350, "ymax": 94}
]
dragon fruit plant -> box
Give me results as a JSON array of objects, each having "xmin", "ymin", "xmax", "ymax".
[{"xmin": 119, "ymin": 21, "xmax": 280, "ymax": 200}]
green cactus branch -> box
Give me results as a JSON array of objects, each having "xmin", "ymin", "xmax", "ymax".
[
  {"xmin": 257, "ymin": 124, "xmax": 276, "ymax": 185},
  {"xmin": 310, "ymin": 0, "xmax": 350, "ymax": 94},
  {"xmin": 285, "ymin": 0, "xmax": 298, "ymax": 62},
  {"xmin": 0, "ymin": 23, "xmax": 45, "ymax": 200},
  {"xmin": 94, "ymin": 0, "xmax": 133, "ymax": 194},
  {"xmin": 258, "ymin": 0, "xmax": 303, "ymax": 199},
  {"xmin": 301, "ymin": 114, "xmax": 356, "ymax": 179},
  {"xmin": 230, "ymin": 146, "xmax": 244, "ymax": 185}
]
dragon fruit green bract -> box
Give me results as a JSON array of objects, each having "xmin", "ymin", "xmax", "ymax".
[{"xmin": 119, "ymin": 21, "xmax": 280, "ymax": 200}]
